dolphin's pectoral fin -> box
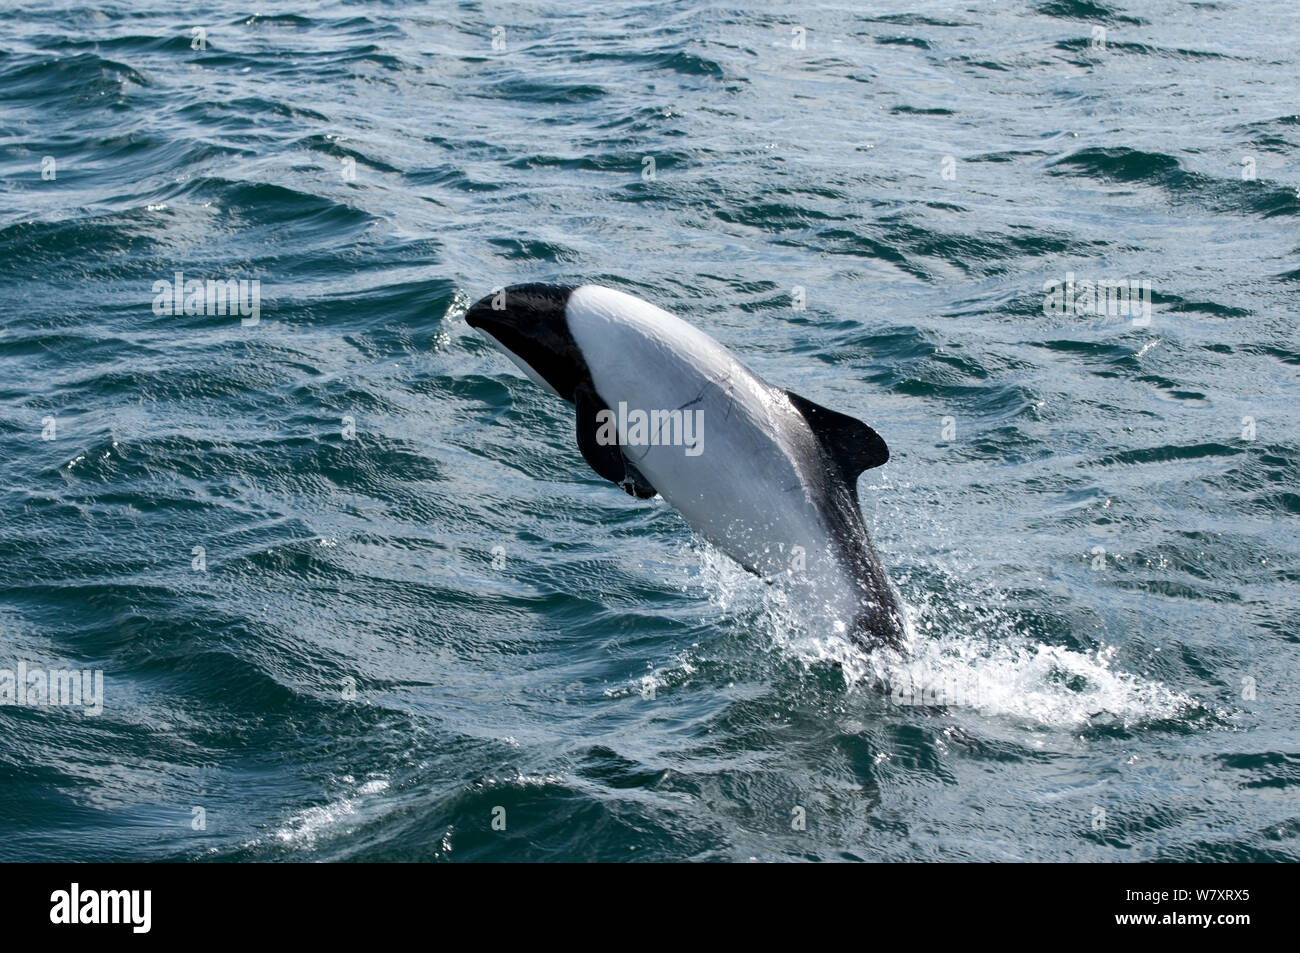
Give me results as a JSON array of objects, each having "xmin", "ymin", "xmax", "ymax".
[
  {"xmin": 574, "ymin": 386, "xmax": 659, "ymax": 499},
  {"xmin": 574, "ymin": 386, "xmax": 628, "ymax": 484},
  {"xmin": 783, "ymin": 389, "xmax": 889, "ymax": 490}
]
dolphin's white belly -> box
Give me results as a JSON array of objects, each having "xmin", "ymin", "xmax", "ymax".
[{"xmin": 567, "ymin": 286, "xmax": 858, "ymax": 620}]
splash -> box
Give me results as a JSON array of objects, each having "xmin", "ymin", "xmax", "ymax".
[
  {"xmin": 878, "ymin": 622, "xmax": 1191, "ymax": 729},
  {"xmin": 681, "ymin": 540, "xmax": 1192, "ymax": 729}
]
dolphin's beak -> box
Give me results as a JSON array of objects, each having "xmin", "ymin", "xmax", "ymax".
[
  {"xmin": 464, "ymin": 284, "xmax": 569, "ymax": 338},
  {"xmin": 464, "ymin": 292, "xmax": 500, "ymax": 334},
  {"xmin": 462, "ymin": 283, "xmax": 578, "ymax": 400}
]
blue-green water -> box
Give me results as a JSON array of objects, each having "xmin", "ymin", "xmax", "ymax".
[{"xmin": 1, "ymin": 1, "xmax": 1297, "ymax": 862}]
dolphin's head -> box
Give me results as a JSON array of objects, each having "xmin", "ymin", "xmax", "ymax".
[{"xmin": 465, "ymin": 283, "xmax": 583, "ymax": 401}]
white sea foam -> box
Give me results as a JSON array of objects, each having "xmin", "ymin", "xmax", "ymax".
[
  {"xmin": 271, "ymin": 775, "xmax": 389, "ymax": 847},
  {"xmin": 682, "ymin": 540, "xmax": 1192, "ymax": 729}
]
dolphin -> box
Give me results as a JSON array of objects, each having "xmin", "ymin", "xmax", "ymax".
[{"xmin": 465, "ymin": 283, "xmax": 906, "ymax": 651}]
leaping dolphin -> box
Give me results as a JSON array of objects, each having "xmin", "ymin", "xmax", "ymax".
[{"xmin": 465, "ymin": 283, "xmax": 906, "ymax": 651}]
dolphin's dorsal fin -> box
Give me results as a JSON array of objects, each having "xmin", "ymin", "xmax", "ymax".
[
  {"xmin": 575, "ymin": 386, "xmax": 658, "ymax": 499},
  {"xmin": 783, "ymin": 389, "xmax": 888, "ymax": 491}
]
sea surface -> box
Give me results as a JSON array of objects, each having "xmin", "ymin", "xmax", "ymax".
[{"xmin": 1, "ymin": 0, "xmax": 1297, "ymax": 862}]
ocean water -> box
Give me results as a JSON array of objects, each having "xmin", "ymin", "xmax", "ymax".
[{"xmin": 1, "ymin": 0, "xmax": 1297, "ymax": 862}]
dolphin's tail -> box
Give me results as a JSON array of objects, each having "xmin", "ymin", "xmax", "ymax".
[{"xmin": 850, "ymin": 604, "xmax": 906, "ymax": 653}]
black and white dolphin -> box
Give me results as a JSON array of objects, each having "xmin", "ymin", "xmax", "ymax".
[{"xmin": 465, "ymin": 283, "xmax": 906, "ymax": 651}]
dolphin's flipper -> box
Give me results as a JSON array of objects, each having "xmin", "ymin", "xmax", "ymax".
[
  {"xmin": 783, "ymin": 389, "xmax": 889, "ymax": 492},
  {"xmin": 575, "ymin": 386, "xmax": 659, "ymax": 499}
]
